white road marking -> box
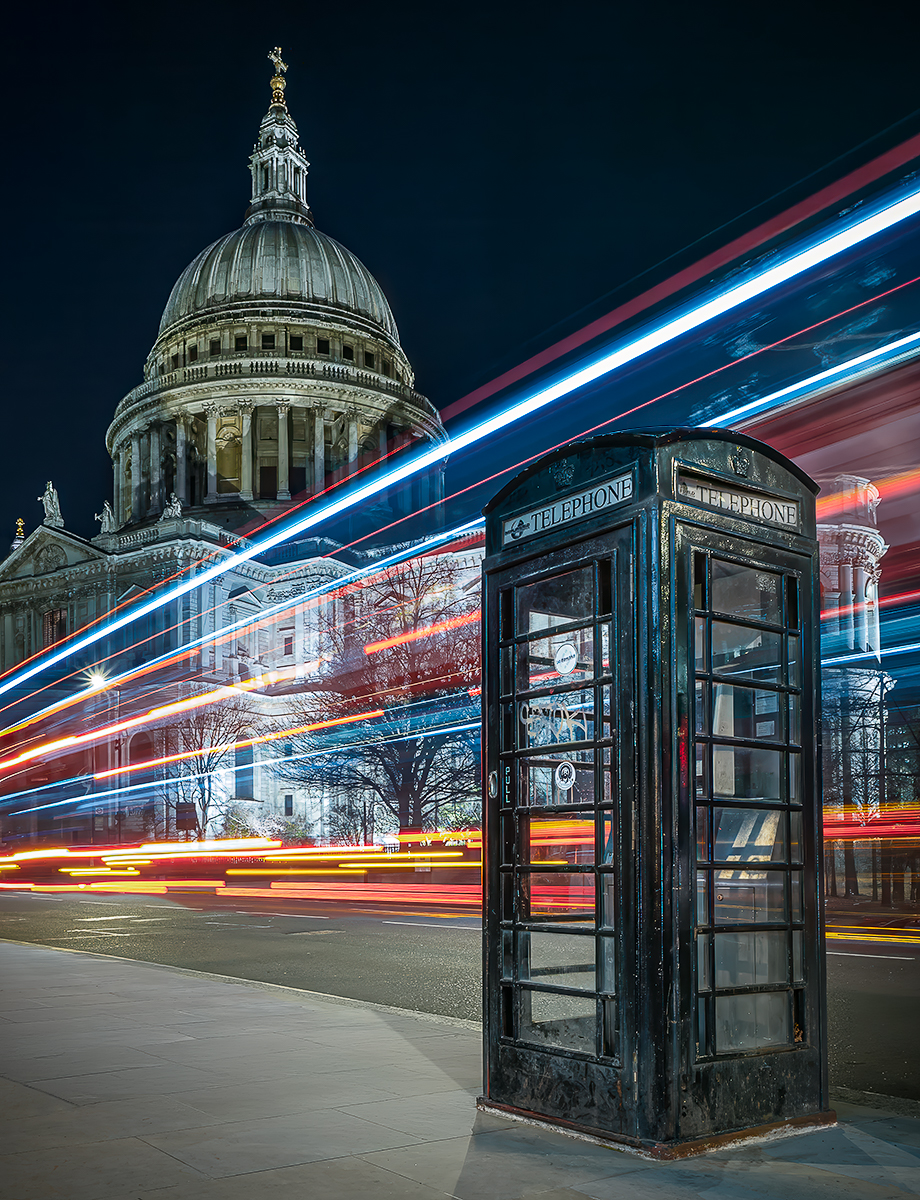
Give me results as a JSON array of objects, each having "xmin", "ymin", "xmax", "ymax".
[
  {"xmin": 62, "ymin": 930, "xmax": 131, "ymax": 937},
  {"xmin": 235, "ymin": 911, "xmax": 328, "ymax": 919},
  {"xmin": 204, "ymin": 921, "xmax": 271, "ymax": 927},
  {"xmin": 827, "ymin": 951, "xmax": 915, "ymax": 961},
  {"xmin": 75, "ymin": 915, "xmax": 146, "ymax": 921}
]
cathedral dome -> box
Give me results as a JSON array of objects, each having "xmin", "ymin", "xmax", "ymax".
[{"xmin": 158, "ymin": 220, "xmax": 399, "ymax": 342}]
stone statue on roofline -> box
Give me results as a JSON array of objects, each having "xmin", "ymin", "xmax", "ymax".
[
  {"xmin": 160, "ymin": 492, "xmax": 183, "ymax": 521},
  {"xmin": 94, "ymin": 501, "xmax": 118, "ymax": 534},
  {"xmin": 37, "ymin": 481, "xmax": 64, "ymax": 528}
]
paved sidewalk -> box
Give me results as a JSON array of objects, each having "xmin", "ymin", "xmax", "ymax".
[{"xmin": 1, "ymin": 941, "xmax": 919, "ymax": 1199}]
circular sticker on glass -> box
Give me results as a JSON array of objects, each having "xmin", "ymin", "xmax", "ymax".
[
  {"xmin": 554, "ymin": 760, "xmax": 576, "ymax": 791},
  {"xmin": 553, "ymin": 643, "xmax": 578, "ymax": 675}
]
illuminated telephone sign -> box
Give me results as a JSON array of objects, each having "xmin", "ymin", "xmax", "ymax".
[{"xmin": 479, "ymin": 429, "xmax": 831, "ymax": 1157}]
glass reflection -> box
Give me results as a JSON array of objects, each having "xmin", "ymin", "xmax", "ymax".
[
  {"xmin": 711, "ymin": 622, "xmax": 782, "ymax": 682},
  {"xmin": 522, "ymin": 872, "xmax": 596, "ymax": 921},
  {"xmin": 711, "ymin": 561, "xmax": 782, "ymax": 624},
  {"xmin": 712, "ymin": 745, "xmax": 783, "ymax": 801},
  {"xmin": 522, "ymin": 753, "xmax": 594, "ymax": 807},
  {"xmin": 714, "ymin": 930, "xmax": 788, "ymax": 986},
  {"xmin": 712, "ymin": 684, "xmax": 783, "ymax": 742},
  {"xmin": 518, "ymin": 689, "xmax": 594, "ymax": 748},
  {"xmin": 695, "ymin": 617, "xmax": 707, "ymax": 672},
  {"xmin": 713, "ymin": 870, "xmax": 785, "ymax": 924},
  {"xmin": 712, "ymin": 807, "xmax": 786, "ymax": 862},
  {"xmin": 715, "ymin": 992, "xmax": 790, "ymax": 1052},
  {"xmin": 520, "ymin": 626, "xmax": 595, "ymax": 691},
  {"xmin": 519, "ymin": 930, "xmax": 596, "ymax": 990},
  {"xmin": 527, "ymin": 813, "xmax": 596, "ymax": 865},
  {"xmin": 517, "ymin": 566, "xmax": 594, "ymax": 634},
  {"xmin": 519, "ymin": 989, "xmax": 596, "ymax": 1053}
]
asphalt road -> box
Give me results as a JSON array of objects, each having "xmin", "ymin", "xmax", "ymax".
[{"xmin": 1, "ymin": 891, "xmax": 917, "ymax": 1100}]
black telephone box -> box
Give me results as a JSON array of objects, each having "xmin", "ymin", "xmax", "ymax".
[{"xmin": 479, "ymin": 429, "xmax": 833, "ymax": 1157}]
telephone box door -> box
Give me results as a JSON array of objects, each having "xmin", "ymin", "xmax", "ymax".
[{"xmin": 483, "ymin": 525, "xmax": 639, "ymax": 1140}]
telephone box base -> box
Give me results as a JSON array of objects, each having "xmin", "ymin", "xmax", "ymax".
[{"xmin": 476, "ymin": 1098, "xmax": 837, "ymax": 1160}]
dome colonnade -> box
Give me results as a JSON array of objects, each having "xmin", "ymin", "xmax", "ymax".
[{"xmin": 105, "ymin": 51, "xmax": 446, "ymax": 531}]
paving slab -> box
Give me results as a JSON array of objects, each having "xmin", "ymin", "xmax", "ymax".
[{"xmin": 2, "ymin": 939, "xmax": 920, "ymax": 1200}]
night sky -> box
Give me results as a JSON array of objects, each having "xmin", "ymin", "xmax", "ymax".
[{"xmin": 5, "ymin": 0, "xmax": 920, "ymax": 541}]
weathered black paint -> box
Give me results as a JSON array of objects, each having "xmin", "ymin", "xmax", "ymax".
[{"xmin": 480, "ymin": 428, "xmax": 831, "ymax": 1155}]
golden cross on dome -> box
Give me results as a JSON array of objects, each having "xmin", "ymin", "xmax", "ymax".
[{"xmin": 268, "ymin": 47, "xmax": 288, "ymax": 75}]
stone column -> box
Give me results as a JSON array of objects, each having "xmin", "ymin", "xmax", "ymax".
[
  {"xmin": 277, "ymin": 403, "xmax": 291, "ymax": 499},
  {"xmin": 313, "ymin": 410, "xmax": 325, "ymax": 494},
  {"xmin": 131, "ymin": 430, "xmax": 143, "ymax": 522},
  {"xmin": 148, "ymin": 424, "xmax": 162, "ymax": 514},
  {"xmin": 855, "ymin": 565, "xmax": 868, "ymax": 652},
  {"xmin": 294, "ymin": 600, "xmax": 305, "ymax": 678},
  {"xmin": 113, "ymin": 448, "xmax": 122, "ymax": 524},
  {"xmin": 240, "ymin": 403, "xmax": 254, "ymax": 500},
  {"xmin": 840, "ymin": 562, "xmax": 854, "ymax": 650},
  {"xmin": 204, "ymin": 406, "xmax": 219, "ymax": 501},
  {"xmin": 347, "ymin": 412, "xmax": 359, "ymax": 474},
  {"xmin": 140, "ymin": 429, "xmax": 151, "ymax": 516},
  {"xmin": 175, "ymin": 417, "xmax": 187, "ymax": 504}
]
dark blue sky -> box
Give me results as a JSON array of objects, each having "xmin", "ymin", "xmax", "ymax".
[{"xmin": 4, "ymin": 0, "xmax": 920, "ymax": 539}]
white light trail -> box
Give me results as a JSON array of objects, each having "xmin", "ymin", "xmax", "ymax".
[
  {"xmin": 701, "ymin": 328, "xmax": 920, "ymax": 427},
  {"xmin": 6, "ymin": 181, "xmax": 920, "ymax": 698},
  {"xmin": 822, "ymin": 641, "xmax": 920, "ymax": 666}
]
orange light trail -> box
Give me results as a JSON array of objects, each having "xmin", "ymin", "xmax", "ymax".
[
  {"xmin": 363, "ymin": 610, "xmax": 480, "ymax": 655},
  {"xmin": 92, "ymin": 706, "xmax": 385, "ymax": 780},
  {"xmin": 0, "ymin": 667, "xmax": 309, "ymax": 774},
  {"xmin": 816, "ymin": 466, "xmax": 920, "ymax": 522}
]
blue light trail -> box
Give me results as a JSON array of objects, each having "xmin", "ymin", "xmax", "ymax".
[{"xmin": 6, "ymin": 180, "xmax": 920, "ymax": 699}]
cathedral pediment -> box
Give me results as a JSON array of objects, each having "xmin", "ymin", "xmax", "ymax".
[{"xmin": 0, "ymin": 527, "xmax": 107, "ymax": 582}]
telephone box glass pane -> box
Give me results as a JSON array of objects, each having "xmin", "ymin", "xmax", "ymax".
[
  {"xmin": 696, "ymin": 872, "xmax": 710, "ymax": 923},
  {"xmin": 519, "ymin": 690, "xmax": 594, "ymax": 748},
  {"xmin": 601, "ymin": 936, "xmax": 617, "ymax": 992},
  {"xmin": 787, "ymin": 693, "xmax": 800, "ymax": 744},
  {"xmin": 712, "ymin": 745, "xmax": 783, "ymax": 801},
  {"xmin": 789, "ymin": 811, "xmax": 803, "ymax": 863},
  {"xmin": 695, "ymin": 618, "xmax": 707, "ymax": 671},
  {"xmin": 523, "ymin": 872, "xmax": 595, "ymax": 921},
  {"xmin": 714, "ymin": 870, "xmax": 785, "ymax": 924},
  {"xmin": 521, "ymin": 628, "xmax": 595, "ymax": 690},
  {"xmin": 501, "ymin": 646, "xmax": 514, "ymax": 696},
  {"xmin": 715, "ymin": 992, "xmax": 790, "ymax": 1052},
  {"xmin": 600, "ymin": 813, "xmax": 616, "ymax": 863},
  {"xmin": 528, "ymin": 814, "xmax": 596, "ymax": 865},
  {"xmin": 711, "ymin": 561, "xmax": 782, "ymax": 625},
  {"xmin": 711, "ymin": 622, "xmax": 782, "ymax": 682},
  {"xmin": 601, "ymin": 874, "xmax": 616, "ymax": 928},
  {"xmin": 714, "ymin": 931, "xmax": 788, "ymax": 986},
  {"xmin": 788, "ymin": 634, "xmax": 801, "ymax": 685},
  {"xmin": 517, "ymin": 567, "xmax": 594, "ymax": 633},
  {"xmin": 522, "ymin": 753, "xmax": 594, "ymax": 807},
  {"xmin": 697, "ymin": 936, "xmax": 711, "ymax": 990},
  {"xmin": 712, "ymin": 685, "xmax": 782, "ymax": 742},
  {"xmin": 520, "ymin": 931, "xmax": 596, "ymax": 990},
  {"xmin": 520, "ymin": 990, "xmax": 596, "ymax": 1053},
  {"xmin": 712, "ymin": 808, "xmax": 786, "ymax": 862}
]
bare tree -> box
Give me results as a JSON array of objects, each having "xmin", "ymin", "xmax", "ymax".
[
  {"xmin": 279, "ymin": 549, "xmax": 481, "ymax": 834},
  {"xmin": 165, "ymin": 693, "xmax": 261, "ymax": 837}
]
